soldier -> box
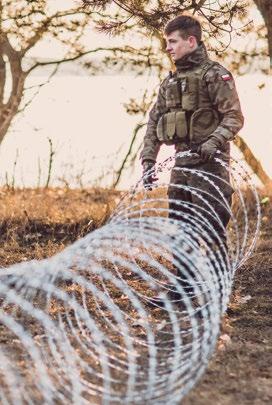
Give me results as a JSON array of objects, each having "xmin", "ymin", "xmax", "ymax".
[{"xmin": 140, "ymin": 14, "xmax": 244, "ymax": 303}]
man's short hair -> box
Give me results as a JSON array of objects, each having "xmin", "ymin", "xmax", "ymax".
[{"xmin": 164, "ymin": 15, "xmax": 202, "ymax": 44}]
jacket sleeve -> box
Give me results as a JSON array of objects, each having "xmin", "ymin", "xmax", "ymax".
[
  {"xmin": 205, "ymin": 65, "xmax": 244, "ymax": 147},
  {"xmin": 140, "ymin": 77, "xmax": 169, "ymax": 163}
]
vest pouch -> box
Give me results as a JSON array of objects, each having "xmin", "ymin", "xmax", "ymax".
[
  {"xmin": 181, "ymin": 76, "xmax": 199, "ymax": 111},
  {"xmin": 157, "ymin": 112, "xmax": 176, "ymax": 142},
  {"xmin": 166, "ymin": 81, "xmax": 181, "ymax": 109},
  {"xmin": 175, "ymin": 111, "xmax": 188, "ymax": 142},
  {"xmin": 165, "ymin": 111, "xmax": 176, "ymax": 141},
  {"xmin": 157, "ymin": 111, "xmax": 188, "ymax": 144},
  {"xmin": 157, "ymin": 115, "xmax": 165, "ymax": 142},
  {"xmin": 190, "ymin": 108, "xmax": 219, "ymax": 144}
]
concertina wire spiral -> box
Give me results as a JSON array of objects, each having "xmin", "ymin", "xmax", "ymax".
[{"xmin": 0, "ymin": 151, "xmax": 260, "ymax": 404}]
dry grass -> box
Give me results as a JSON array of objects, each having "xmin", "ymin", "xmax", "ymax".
[
  {"xmin": 0, "ymin": 187, "xmax": 121, "ymax": 267},
  {"xmin": 0, "ymin": 185, "xmax": 271, "ymax": 404}
]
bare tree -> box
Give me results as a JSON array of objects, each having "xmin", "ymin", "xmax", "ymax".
[{"xmin": 0, "ymin": 0, "xmax": 125, "ymax": 144}]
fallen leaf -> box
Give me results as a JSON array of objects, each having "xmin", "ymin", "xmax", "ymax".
[
  {"xmin": 218, "ymin": 333, "xmax": 232, "ymax": 351},
  {"xmin": 237, "ymin": 295, "xmax": 252, "ymax": 304},
  {"xmin": 261, "ymin": 197, "xmax": 270, "ymax": 204},
  {"xmin": 157, "ymin": 320, "xmax": 167, "ymax": 331}
]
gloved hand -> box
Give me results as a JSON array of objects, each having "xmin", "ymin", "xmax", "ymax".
[
  {"xmin": 197, "ymin": 137, "xmax": 220, "ymax": 162},
  {"xmin": 142, "ymin": 160, "xmax": 158, "ymax": 190}
]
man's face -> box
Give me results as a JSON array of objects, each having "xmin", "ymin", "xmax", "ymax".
[{"xmin": 165, "ymin": 30, "xmax": 197, "ymax": 61}]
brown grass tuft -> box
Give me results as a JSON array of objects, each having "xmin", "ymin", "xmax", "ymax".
[{"xmin": 0, "ymin": 187, "xmax": 121, "ymax": 267}]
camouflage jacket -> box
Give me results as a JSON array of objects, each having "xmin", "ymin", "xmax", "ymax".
[{"xmin": 140, "ymin": 42, "xmax": 244, "ymax": 165}]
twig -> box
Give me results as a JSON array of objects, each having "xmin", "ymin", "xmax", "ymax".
[
  {"xmin": 45, "ymin": 137, "xmax": 55, "ymax": 188},
  {"xmin": 113, "ymin": 122, "xmax": 146, "ymax": 188}
]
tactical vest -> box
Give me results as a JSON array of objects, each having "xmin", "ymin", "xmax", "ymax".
[{"xmin": 157, "ymin": 60, "xmax": 220, "ymax": 146}]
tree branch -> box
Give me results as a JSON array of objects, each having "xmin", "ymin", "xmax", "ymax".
[
  {"xmin": 18, "ymin": 65, "xmax": 59, "ymax": 114},
  {"xmin": 192, "ymin": 0, "xmax": 208, "ymax": 14},
  {"xmin": 234, "ymin": 134, "xmax": 272, "ymax": 186},
  {"xmin": 113, "ymin": 122, "xmax": 146, "ymax": 188},
  {"xmin": 21, "ymin": 7, "xmax": 103, "ymax": 55},
  {"xmin": 26, "ymin": 46, "xmax": 142, "ymax": 74},
  {"xmin": 0, "ymin": 54, "xmax": 6, "ymax": 104}
]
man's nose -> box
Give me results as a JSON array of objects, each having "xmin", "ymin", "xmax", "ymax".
[{"xmin": 166, "ymin": 44, "xmax": 172, "ymax": 52}]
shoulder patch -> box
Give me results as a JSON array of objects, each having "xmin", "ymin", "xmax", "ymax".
[{"xmin": 221, "ymin": 73, "xmax": 232, "ymax": 81}]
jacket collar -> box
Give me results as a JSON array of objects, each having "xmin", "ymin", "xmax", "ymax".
[{"xmin": 174, "ymin": 42, "xmax": 209, "ymax": 71}]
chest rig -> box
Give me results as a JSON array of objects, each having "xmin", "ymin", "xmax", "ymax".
[{"xmin": 157, "ymin": 60, "xmax": 220, "ymax": 146}]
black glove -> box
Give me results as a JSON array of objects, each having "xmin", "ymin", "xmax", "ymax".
[
  {"xmin": 197, "ymin": 137, "xmax": 220, "ymax": 162},
  {"xmin": 142, "ymin": 160, "xmax": 158, "ymax": 190}
]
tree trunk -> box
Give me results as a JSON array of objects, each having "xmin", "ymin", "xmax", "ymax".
[
  {"xmin": 254, "ymin": 0, "xmax": 272, "ymax": 69},
  {"xmin": 234, "ymin": 135, "xmax": 272, "ymax": 186},
  {"xmin": 0, "ymin": 75, "xmax": 26, "ymax": 144},
  {"xmin": 0, "ymin": 38, "xmax": 27, "ymax": 144}
]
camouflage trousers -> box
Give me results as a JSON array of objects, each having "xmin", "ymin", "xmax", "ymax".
[{"xmin": 167, "ymin": 160, "xmax": 233, "ymax": 292}]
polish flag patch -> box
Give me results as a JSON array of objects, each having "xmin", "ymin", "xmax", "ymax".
[{"xmin": 221, "ymin": 74, "xmax": 231, "ymax": 81}]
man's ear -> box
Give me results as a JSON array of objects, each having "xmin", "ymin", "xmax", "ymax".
[{"xmin": 188, "ymin": 36, "xmax": 197, "ymax": 48}]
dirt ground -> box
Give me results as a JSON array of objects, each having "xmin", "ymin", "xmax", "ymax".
[{"xmin": 0, "ymin": 187, "xmax": 271, "ymax": 404}]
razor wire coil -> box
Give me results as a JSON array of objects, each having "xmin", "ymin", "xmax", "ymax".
[{"xmin": 0, "ymin": 151, "xmax": 260, "ymax": 404}]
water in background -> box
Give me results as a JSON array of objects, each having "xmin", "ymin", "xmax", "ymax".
[{"xmin": 0, "ymin": 73, "xmax": 271, "ymax": 190}]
